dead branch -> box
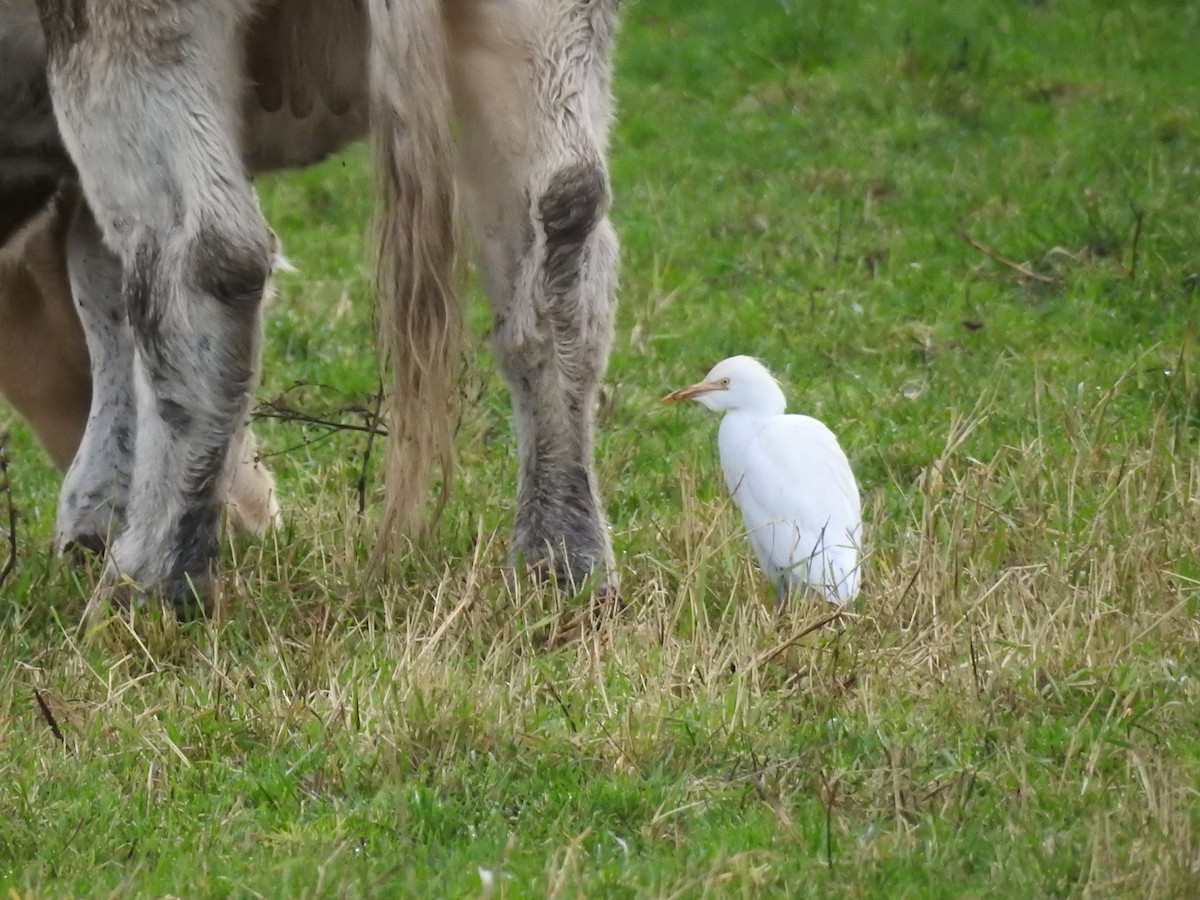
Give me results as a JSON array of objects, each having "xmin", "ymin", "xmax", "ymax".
[
  {"xmin": 253, "ymin": 402, "xmax": 388, "ymax": 437},
  {"xmin": 34, "ymin": 689, "xmax": 66, "ymax": 747},
  {"xmin": 755, "ymin": 609, "xmax": 844, "ymax": 666},
  {"xmin": 959, "ymin": 230, "xmax": 1059, "ymax": 285},
  {"xmin": 0, "ymin": 432, "xmax": 17, "ymax": 591},
  {"xmin": 357, "ymin": 379, "xmax": 386, "ymax": 516},
  {"xmin": 1127, "ymin": 208, "xmax": 1145, "ymax": 281}
]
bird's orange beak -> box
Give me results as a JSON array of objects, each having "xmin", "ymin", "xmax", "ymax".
[{"xmin": 660, "ymin": 381, "xmax": 723, "ymax": 403}]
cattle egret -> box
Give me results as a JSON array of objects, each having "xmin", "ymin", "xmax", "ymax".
[{"xmin": 662, "ymin": 356, "xmax": 862, "ymax": 606}]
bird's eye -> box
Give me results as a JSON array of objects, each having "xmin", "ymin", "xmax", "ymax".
[{"xmin": 720, "ymin": 377, "xmax": 731, "ymax": 387}]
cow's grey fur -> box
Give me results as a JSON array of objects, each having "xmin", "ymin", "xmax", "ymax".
[
  {"xmin": 3, "ymin": 0, "xmax": 620, "ymax": 611},
  {"xmin": 35, "ymin": 0, "xmax": 272, "ymax": 608},
  {"xmin": 56, "ymin": 201, "xmax": 134, "ymax": 554},
  {"xmin": 0, "ymin": 185, "xmax": 282, "ymax": 539},
  {"xmin": 448, "ymin": 0, "xmax": 619, "ymax": 584}
]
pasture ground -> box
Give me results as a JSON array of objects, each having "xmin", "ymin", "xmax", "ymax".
[{"xmin": 2, "ymin": 1, "xmax": 1199, "ymax": 895}]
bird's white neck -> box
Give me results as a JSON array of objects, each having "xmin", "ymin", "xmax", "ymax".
[
  {"xmin": 718, "ymin": 409, "xmax": 775, "ymax": 453},
  {"xmin": 725, "ymin": 389, "xmax": 786, "ymax": 418}
]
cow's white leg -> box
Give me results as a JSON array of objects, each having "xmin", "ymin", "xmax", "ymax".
[
  {"xmin": 55, "ymin": 202, "xmax": 133, "ymax": 554},
  {"xmin": 40, "ymin": 1, "xmax": 270, "ymax": 612},
  {"xmin": 448, "ymin": 0, "xmax": 620, "ymax": 591}
]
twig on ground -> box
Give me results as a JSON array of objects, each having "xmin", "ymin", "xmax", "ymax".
[
  {"xmin": 253, "ymin": 403, "xmax": 387, "ymax": 437},
  {"xmin": 34, "ymin": 689, "xmax": 66, "ymax": 747},
  {"xmin": 252, "ymin": 381, "xmax": 388, "ymax": 435},
  {"xmin": 357, "ymin": 379, "xmax": 386, "ymax": 516},
  {"xmin": 1127, "ymin": 207, "xmax": 1145, "ymax": 280},
  {"xmin": 0, "ymin": 432, "xmax": 17, "ymax": 591},
  {"xmin": 250, "ymin": 383, "xmax": 390, "ymax": 462},
  {"xmin": 959, "ymin": 230, "xmax": 1059, "ymax": 285},
  {"xmin": 755, "ymin": 609, "xmax": 843, "ymax": 666}
]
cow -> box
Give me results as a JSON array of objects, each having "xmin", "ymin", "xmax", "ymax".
[{"xmin": 0, "ymin": 0, "xmax": 620, "ymax": 613}]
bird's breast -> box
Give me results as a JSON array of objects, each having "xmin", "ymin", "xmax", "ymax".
[{"xmin": 716, "ymin": 414, "xmax": 767, "ymax": 497}]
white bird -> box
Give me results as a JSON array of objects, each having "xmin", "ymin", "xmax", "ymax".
[{"xmin": 662, "ymin": 356, "xmax": 862, "ymax": 607}]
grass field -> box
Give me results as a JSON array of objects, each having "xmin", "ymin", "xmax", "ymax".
[{"xmin": 3, "ymin": 0, "xmax": 1200, "ymax": 895}]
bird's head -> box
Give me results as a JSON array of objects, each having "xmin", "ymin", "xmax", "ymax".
[{"xmin": 661, "ymin": 355, "xmax": 787, "ymax": 416}]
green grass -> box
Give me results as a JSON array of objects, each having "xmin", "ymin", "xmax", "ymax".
[{"xmin": 3, "ymin": 0, "xmax": 1200, "ymax": 895}]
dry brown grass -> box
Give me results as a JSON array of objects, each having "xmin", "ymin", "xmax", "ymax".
[{"xmin": 5, "ymin": 375, "xmax": 1195, "ymax": 895}]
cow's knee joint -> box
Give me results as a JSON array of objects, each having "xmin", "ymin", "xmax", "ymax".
[
  {"xmin": 186, "ymin": 220, "xmax": 272, "ymax": 316},
  {"xmin": 539, "ymin": 160, "xmax": 609, "ymax": 246}
]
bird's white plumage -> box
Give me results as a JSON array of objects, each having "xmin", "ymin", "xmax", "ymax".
[{"xmin": 665, "ymin": 356, "xmax": 862, "ymax": 605}]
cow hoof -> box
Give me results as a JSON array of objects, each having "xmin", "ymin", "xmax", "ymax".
[
  {"xmin": 81, "ymin": 570, "xmax": 210, "ymax": 625},
  {"xmin": 514, "ymin": 526, "xmax": 618, "ymax": 598},
  {"xmin": 55, "ymin": 499, "xmax": 124, "ymax": 562},
  {"xmin": 60, "ymin": 532, "xmax": 107, "ymax": 561},
  {"xmin": 99, "ymin": 539, "xmax": 213, "ymax": 621}
]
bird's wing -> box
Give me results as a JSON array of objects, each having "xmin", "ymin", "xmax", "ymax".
[{"xmin": 726, "ymin": 415, "xmax": 862, "ymax": 599}]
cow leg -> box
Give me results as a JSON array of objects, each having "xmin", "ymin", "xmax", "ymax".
[
  {"xmin": 448, "ymin": 0, "xmax": 620, "ymax": 591},
  {"xmin": 40, "ymin": 2, "xmax": 270, "ymax": 611},
  {"xmin": 55, "ymin": 201, "xmax": 133, "ymax": 553}
]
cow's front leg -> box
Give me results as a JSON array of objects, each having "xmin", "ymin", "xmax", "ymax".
[
  {"xmin": 41, "ymin": 1, "xmax": 270, "ymax": 613},
  {"xmin": 55, "ymin": 202, "xmax": 133, "ymax": 554}
]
